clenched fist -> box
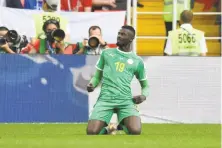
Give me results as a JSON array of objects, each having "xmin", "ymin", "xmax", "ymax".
[
  {"xmin": 133, "ymin": 95, "xmax": 146, "ymax": 104},
  {"xmin": 87, "ymin": 83, "xmax": 95, "ymax": 92}
]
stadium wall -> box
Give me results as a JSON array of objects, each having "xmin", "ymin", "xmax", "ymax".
[
  {"xmin": 0, "ymin": 54, "xmax": 89, "ymax": 122},
  {"xmin": 89, "ymin": 56, "xmax": 221, "ymax": 124},
  {"xmin": 0, "ymin": 55, "xmax": 221, "ymax": 123}
]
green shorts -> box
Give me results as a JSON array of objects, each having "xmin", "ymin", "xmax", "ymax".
[{"xmin": 89, "ymin": 99, "xmax": 140, "ymax": 124}]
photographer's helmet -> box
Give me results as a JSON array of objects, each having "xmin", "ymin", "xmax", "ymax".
[{"xmin": 45, "ymin": 0, "xmax": 59, "ymax": 11}]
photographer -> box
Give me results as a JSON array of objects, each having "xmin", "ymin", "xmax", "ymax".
[
  {"xmin": 0, "ymin": 26, "xmax": 28, "ymax": 54},
  {"xmin": 74, "ymin": 26, "xmax": 108, "ymax": 55},
  {"xmin": 21, "ymin": 19, "xmax": 71, "ymax": 54}
]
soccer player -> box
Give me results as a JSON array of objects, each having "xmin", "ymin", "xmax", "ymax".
[{"xmin": 86, "ymin": 25, "xmax": 149, "ymax": 135}]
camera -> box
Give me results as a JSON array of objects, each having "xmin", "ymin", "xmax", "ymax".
[
  {"xmin": 0, "ymin": 30, "xmax": 28, "ymax": 50},
  {"xmin": 46, "ymin": 29, "xmax": 65, "ymax": 42},
  {"xmin": 6, "ymin": 30, "xmax": 28, "ymax": 49},
  {"xmin": 88, "ymin": 36, "xmax": 100, "ymax": 48},
  {"xmin": 52, "ymin": 29, "xmax": 65, "ymax": 42}
]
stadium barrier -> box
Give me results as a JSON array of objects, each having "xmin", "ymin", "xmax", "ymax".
[{"xmin": 0, "ymin": 55, "xmax": 220, "ymax": 123}]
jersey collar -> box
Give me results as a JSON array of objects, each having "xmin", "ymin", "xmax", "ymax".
[{"xmin": 116, "ymin": 47, "xmax": 133, "ymax": 54}]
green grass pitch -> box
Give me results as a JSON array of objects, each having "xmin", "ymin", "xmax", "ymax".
[{"xmin": 0, "ymin": 124, "xmax": 220, "ymax": 148}]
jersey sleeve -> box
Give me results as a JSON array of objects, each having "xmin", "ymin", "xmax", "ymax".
[
  {"xmin": 95, "ymin": 51, "xmax": 105, "ymax": 71},
  {"xmin": 135, "ymin": 59, "xmax": 147, "ymax": 81}
]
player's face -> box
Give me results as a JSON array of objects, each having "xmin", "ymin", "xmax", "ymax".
[
  {"xmin": 46, "ymin": 24, "xmax": 58, "ymax": 32},
  {"xmin": 117, "ymin": 29, "xmax": 133, "ymax": 47}
]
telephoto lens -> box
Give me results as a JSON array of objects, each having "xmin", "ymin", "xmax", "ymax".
[
  {"xmin": 6, "ymin": 30, "xmax": 21, "ymax": 45},
  {"xmin": 88, "ymin": 37, "xmax": 100, "ymax": 48},
  {"xmin": 52, "ymin": 29, "xmax": 65, "ymax": 42}
]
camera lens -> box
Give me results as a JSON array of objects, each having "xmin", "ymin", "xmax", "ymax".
[
  {"xmin": 52, "ymin": 29, "xmax": 65, "ymax": 42},
  {"xmin": 0, "ymin": 37, "xmax": 6, "ymax": 46},
  {"xmin": 88, "ymin": 37, "xmax": 99, "ymax": 48},
  {"xmin": 6, "ymin": 30, "xmax": 19, "ymax": 43}
]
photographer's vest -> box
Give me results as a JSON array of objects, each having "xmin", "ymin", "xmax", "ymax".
[
  {"xmin": 164, "ymin": 0, "xmax": 191, "ymax": 22},
  {"xmin": 32, "ymin": 12, "xmax": 68, "ymax": 37},
  {"xmin": 168, "ymin": 27, "xmax": 204, "ymax": 56}
]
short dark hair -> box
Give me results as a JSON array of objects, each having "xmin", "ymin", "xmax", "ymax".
[
  {"xmin": 0, "ymin": 26, "xmax": 9, "ymax": 31},
  {"xmin": 121, "ymin": 25, "xmax": 135, "ymax": 37},
  {"xmin": 42, "ymin": 19, "xmax": 60, "ymax": 32},
  {"xmin": 88, "ymin": 26, "xmax": 102, "ymax": 35},
  {"xmin": 180, "ymin": 10, "xmax": 193, "ymax": 23}
]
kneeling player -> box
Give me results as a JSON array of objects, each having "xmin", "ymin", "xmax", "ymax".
[{"xmin": 86, "ymin": 25, "xmax": 149, "ymax": 135}]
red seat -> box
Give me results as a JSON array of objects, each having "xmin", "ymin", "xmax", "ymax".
[{"xmin": 195, "ymin": 0, "xmax": 219, "ymax": 11}]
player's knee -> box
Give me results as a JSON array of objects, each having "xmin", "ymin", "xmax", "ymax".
[
  {"xmin": 128, "ymin": 126, "xmax": 141, "ymax": 135},
  {"xmin": 86, "ymin": 127, "xmax": 100, "ymax": 135}
]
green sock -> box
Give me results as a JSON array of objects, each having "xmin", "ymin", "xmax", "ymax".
[{"xmin": 99, "ymin": 127, "xmax": 108, "ymax": 135}]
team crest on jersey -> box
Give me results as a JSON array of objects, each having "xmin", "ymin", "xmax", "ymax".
[{"xmin": 127, "ymin": 59, "xmax": 134, "ymax": 64}]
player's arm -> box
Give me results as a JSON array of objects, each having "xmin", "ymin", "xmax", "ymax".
[
  {"xmin": 87, "ymin": 51, "xmax": 105, "ymax": 92},
  {"xmin": 134, "ymin": 59, "xmax": 149, "ymax": 104},
  {"xmin": 87, "ymin": 69, "xmax": 103, "ymax": 92},
  {"xmin": 133, "ymin": 80, "xmax": 149, "ymax": 104},
  {"xmin": 140, "ymin": 79, "xmax": 149, "ymax": 97}
]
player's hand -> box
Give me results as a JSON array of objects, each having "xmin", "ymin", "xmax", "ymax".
[
  {"xmin": 87, "ymin": 83, "xmax": 95, "ymax": 92},
  {"xmin": 133, "ymin": 95, "xmax": 146, "ymax": 104}
]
